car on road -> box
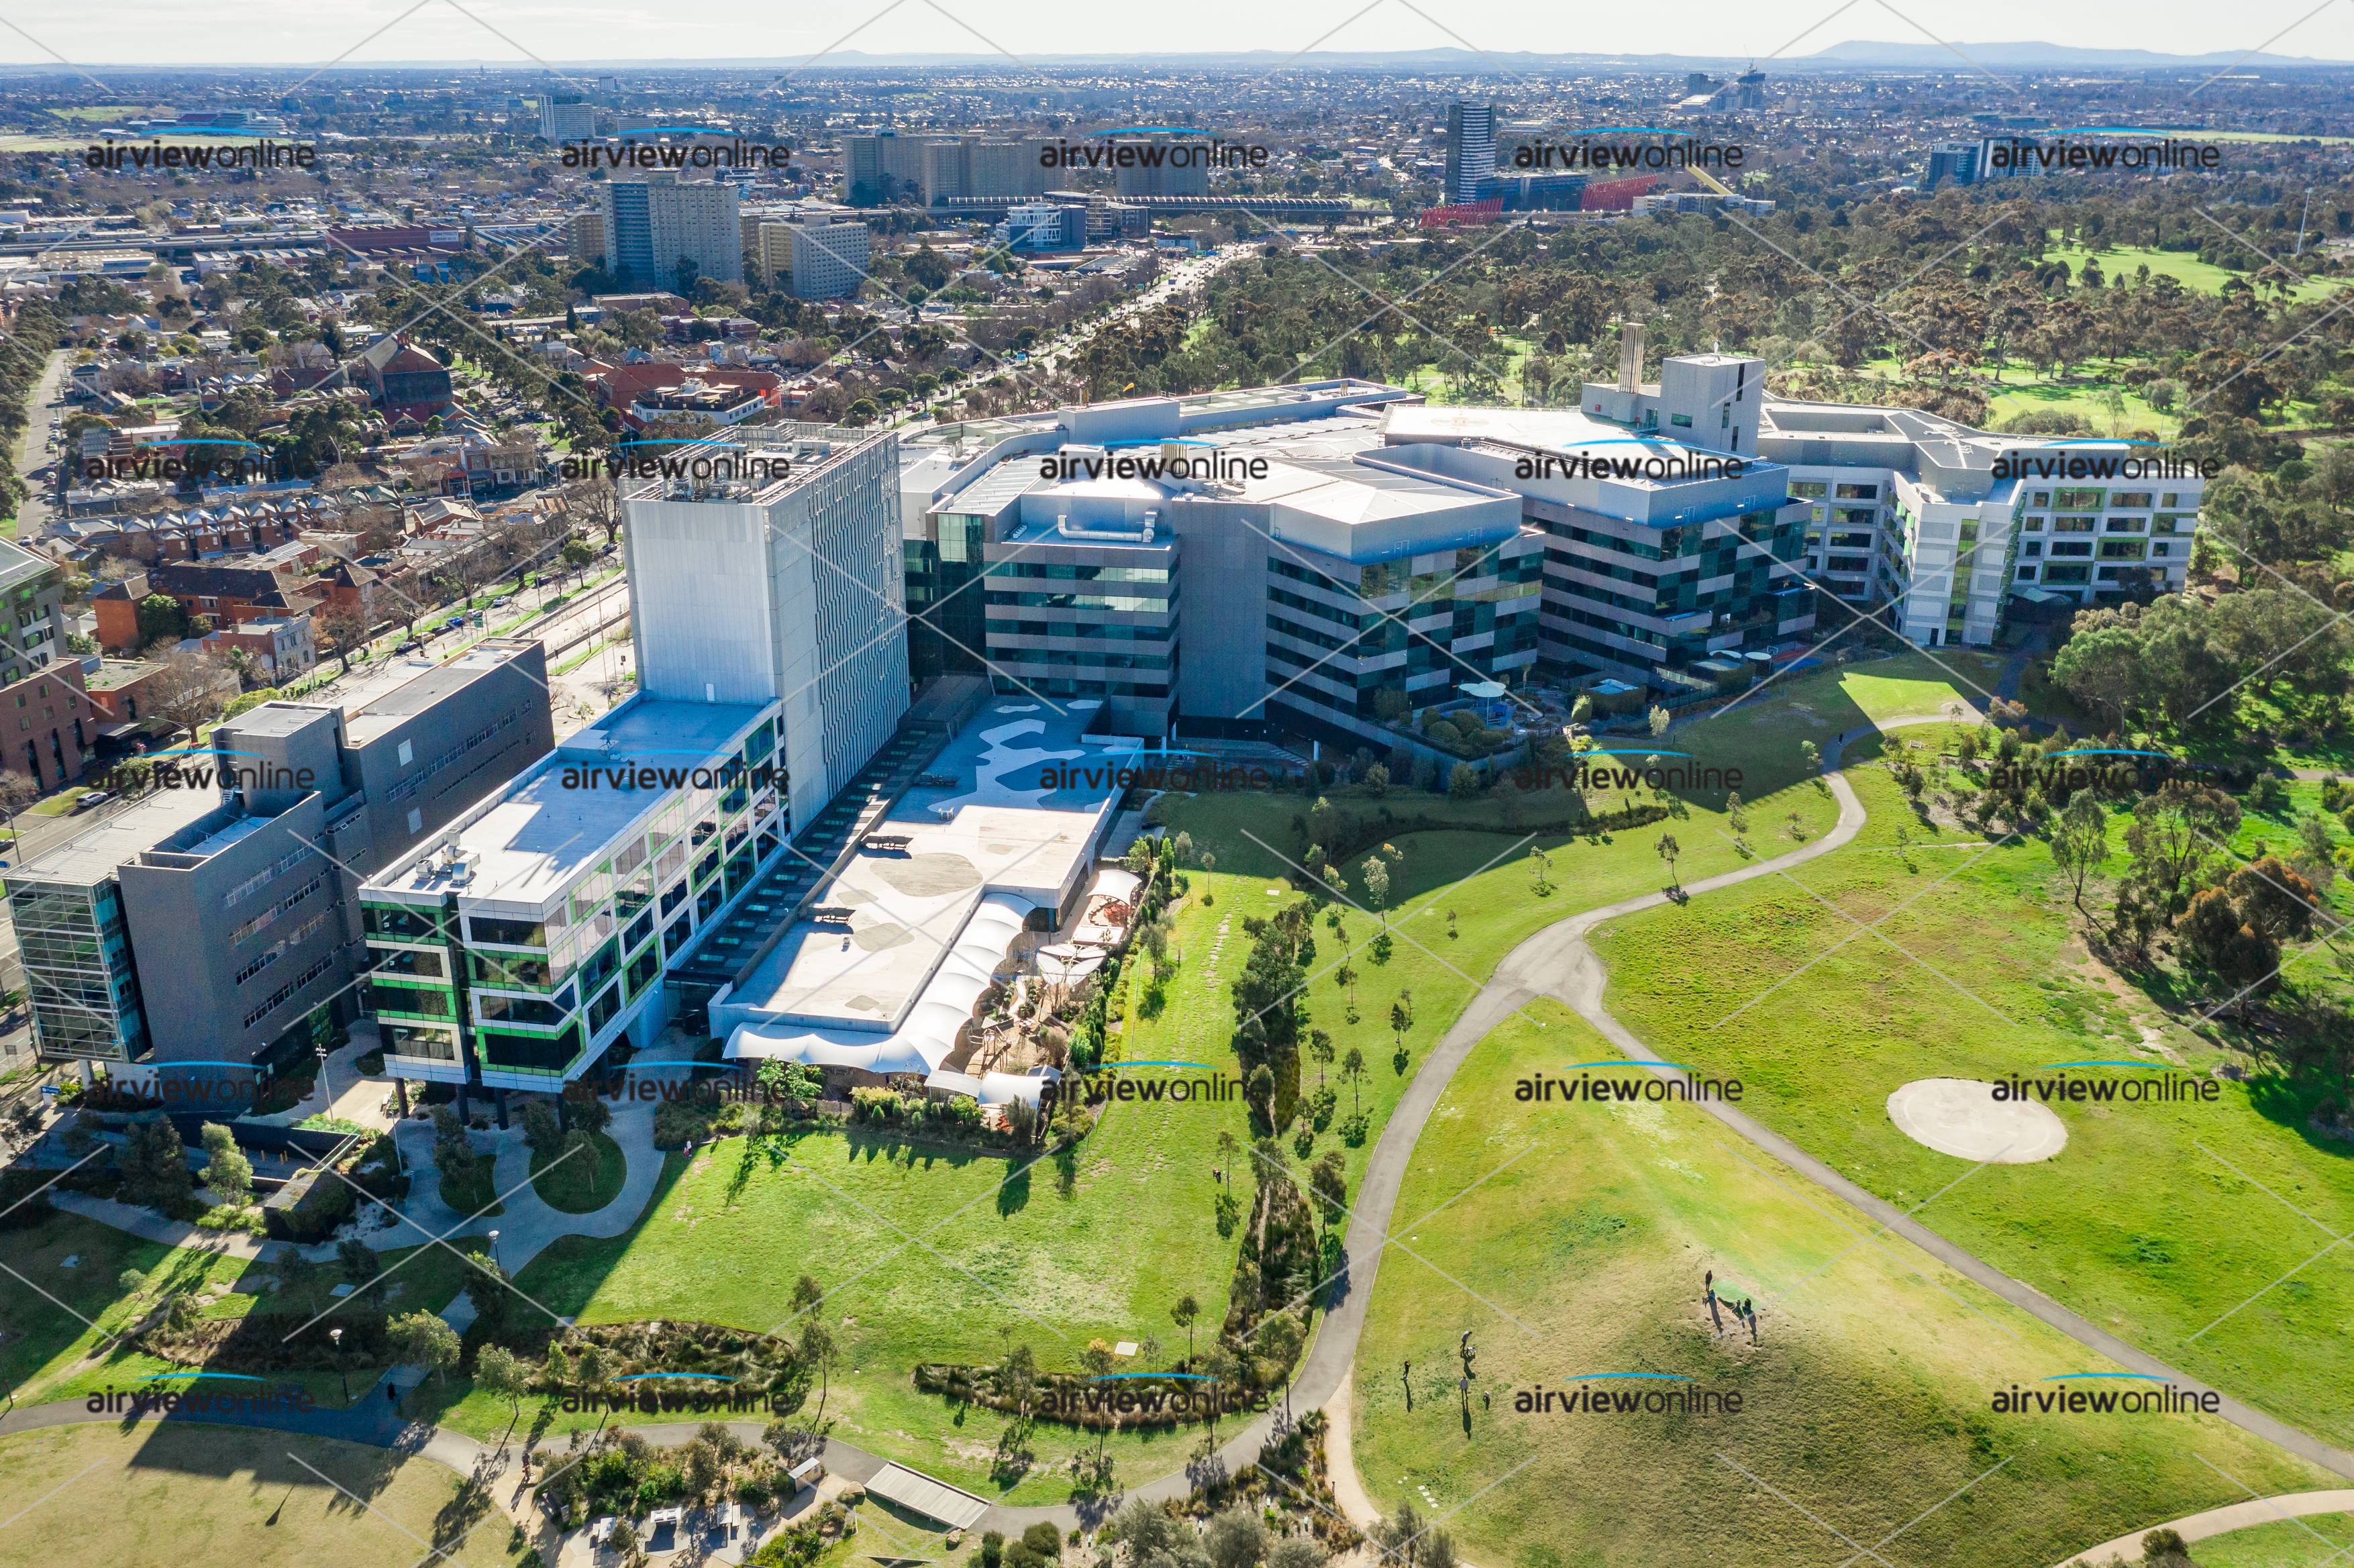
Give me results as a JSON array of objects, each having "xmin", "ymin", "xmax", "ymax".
[
  {"xmin": 395, "ymin": 639, "xmax": 423, "ymax": 656},
  {"xmin": 491, "ymin": 594, "xmax": 513, "ymax": 608},
  {"xmin": 70, "ymin": 791, "xmax": 111, "ymax": 814}
]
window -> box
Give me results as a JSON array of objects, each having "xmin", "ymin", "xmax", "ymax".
[
  {"xmin": 469, "ymin": 950, "xmax": 552, "ymax": 990},
  {"xmin": 1833, "ymin": 483, "xmax": 1878, "ymax": 501},
  {"xmin": 587, "ymin": 982, "xmax": 622, "ymax": 1037},
  {"xmin": 481, "ymin": 1025, "xmax": 581, "ymax": 1072},
  {"xmin": 370, "ymin": 982, "xmax": 453, "ymax": 1019},
  {"xmin": 478, "ymin": 992, "xmax": 566, "ymax": 1027},
  {"xmin": 576, "ymin": 937, "xmax": 621, "ymax": 995},
  {"xmin": 381, "ymin": 1023, "xmax": 457, "ymax": 1061},
  {"xmin": 1670, "ymin": 413, "xmax": 1693, "ymax": 427},
  {"xmin": 468, "ymin": 914, "xmax": 546, "ymax": 947},
  {"xmin": 371, "ymin": 947, "xmax": 445, "ymax": 979}
]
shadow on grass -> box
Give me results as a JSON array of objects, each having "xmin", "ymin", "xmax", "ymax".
[{"xmin": 513, "ymin": 1153, "xmax": 692, "ymax": 1322}]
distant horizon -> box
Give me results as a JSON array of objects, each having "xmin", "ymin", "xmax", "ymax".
[
  {"xmin": 3, "ymin": 42, "xmax": 2351, "ymax": 72},
  {"xmin": 0, "ymin": 0, "xmax": 2350, "ymax": 74}
]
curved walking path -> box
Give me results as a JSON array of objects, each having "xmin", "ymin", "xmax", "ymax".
[
  {"xmin": 14, "ymin": 711, "xmax": 2354, "ymax": 1541},
  {"xmin": 1529, "ymin": 718, "xmax": 2354, "ymax": 1487},
  {"xmin": 2049, "ymin": 1489, "xmax": 2354, "ymax": 1567}
]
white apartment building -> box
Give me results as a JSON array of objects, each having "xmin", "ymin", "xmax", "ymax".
[
  {"xmin": 784, "ymin": 219, "xmax": 870, "ymax": 301},
  {"xmin": 602, "ymin": 172, "xmax": 744, "ymax": 290}
]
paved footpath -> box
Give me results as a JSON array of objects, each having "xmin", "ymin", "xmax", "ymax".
[{"xmin": 2049, "ymin": 1489, "xmax": 2354, "ymax": 1566}]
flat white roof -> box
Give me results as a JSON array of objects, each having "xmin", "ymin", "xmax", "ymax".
[
  {"xmin": 368, "ymin": 695, "xmax": 768, "ymax": 912},
  {"xmin": 721, "ymin": 699, "xmax": 1135, "ymax": 1037}
]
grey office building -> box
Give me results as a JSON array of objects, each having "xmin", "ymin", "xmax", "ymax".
[{"xmin": 6, "ymin": 641, "xmax": 552, "ymax": 1102}]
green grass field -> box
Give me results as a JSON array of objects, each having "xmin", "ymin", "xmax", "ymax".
[
  {"xmin": 2190, "ymin": 1512, "xmax": 2354, "ymax": 1566},
  {"xmin": 436, "ymin": 1154, "xmax": 503, "ymax": 1218},
  {"xmin": 411, "ymin": 654, "xmax": 2017, "ymax": 1500},
  {"xmin": 1351, "ymin": 1002, "xmax": 2329, "ymax": 1568},
  {"xmin": 529, "ymin": 1131, "xmax": 627, "ymax": 1214},
  {"xmin": 1586, "ymin": 733, "xmax": 2354, "ymax": 1451},
  {"xmin": 2041, "ymin": 242, "xmax": 2346, "ymax": 303},
  {"xmin": 0, "ymin": 1424, "xmax": 532, "ymax": 1567}
]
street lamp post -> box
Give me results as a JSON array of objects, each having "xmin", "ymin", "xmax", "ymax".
[
  {"xmin": 315, "ymin": 1044, "xmax": 331, "ymax": 1113},
  {"xmin": 330, "ymin": 1326, "xmax": 347, "ymax": 1403}
]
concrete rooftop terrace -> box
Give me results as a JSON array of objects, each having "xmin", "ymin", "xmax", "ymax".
[
  {"xmin": 368, "ymin": 694, "xmax": 768, "ymax": 912},
  {"xmin": 8, "ymin": 785, "xmax": 233, "ymax": 888},
  {"xmin": 721, "ymin": 698, "xmax": 1138, "ymax": 1033}
]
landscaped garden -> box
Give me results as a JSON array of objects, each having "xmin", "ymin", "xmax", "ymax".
[{"xmin": 0, "ymin": 1198, "xmax": 490, "ymax": 1413}]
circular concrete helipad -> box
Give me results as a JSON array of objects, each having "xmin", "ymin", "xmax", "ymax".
[{"xmin": 1886, "ymin": 1078, "xmax": 2068, "ymax": 1163}]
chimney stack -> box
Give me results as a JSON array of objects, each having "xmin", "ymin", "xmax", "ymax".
[{"xmin": 1617, "ymin": 321, "xmax": 1646, "ymax": 393}]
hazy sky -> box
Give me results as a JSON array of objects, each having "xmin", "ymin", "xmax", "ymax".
[{"xmin": 0, "ymin": 0, "xmax": 2350, "ymax": 71}]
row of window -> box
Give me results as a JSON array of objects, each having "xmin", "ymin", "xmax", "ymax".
[
  {"xmin": 221, "ymin": 847, "xmax": 315, "ymax": 912},
  {"xmin": 242, "ymin": 955, "xmax": 334, "ymax": 1031},
  {"xmin": 230, "ymin": 873, "xmax": 325, "ymax": 947}
]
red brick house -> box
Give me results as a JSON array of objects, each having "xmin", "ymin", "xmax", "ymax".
[{"xmin": 0, "ymin": 660, "xmax": 99, "ymax": 790}]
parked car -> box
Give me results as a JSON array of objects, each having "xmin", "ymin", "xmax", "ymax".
[
  {"xmin": 395, "ymin": 639, "xmax": 423, "ymax": 656},
  {"xmin": 71, "ymin": 790, "xmax": 111, "ymax": 813}
]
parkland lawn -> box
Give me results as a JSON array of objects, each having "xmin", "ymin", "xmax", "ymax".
[
  {"xmin": 2194, "ymin": 1513, "xmax": 2354, "ymax": 1567},
  {"xmin": 1589, "ymin": 730, "xmax": 2354, "ymax": 1450},
  {"xmin": 0, "ymin": 1424, "xmax": 533, "ymax": 1567},
  {"xmin": 1351, "ymin": 1004, "xmax": 2329, "ymax": 1568}
]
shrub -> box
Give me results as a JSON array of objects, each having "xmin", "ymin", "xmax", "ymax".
[{"xmin": 652, "ymin": 1099, "xmax": 715, "ymax": 1149}]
